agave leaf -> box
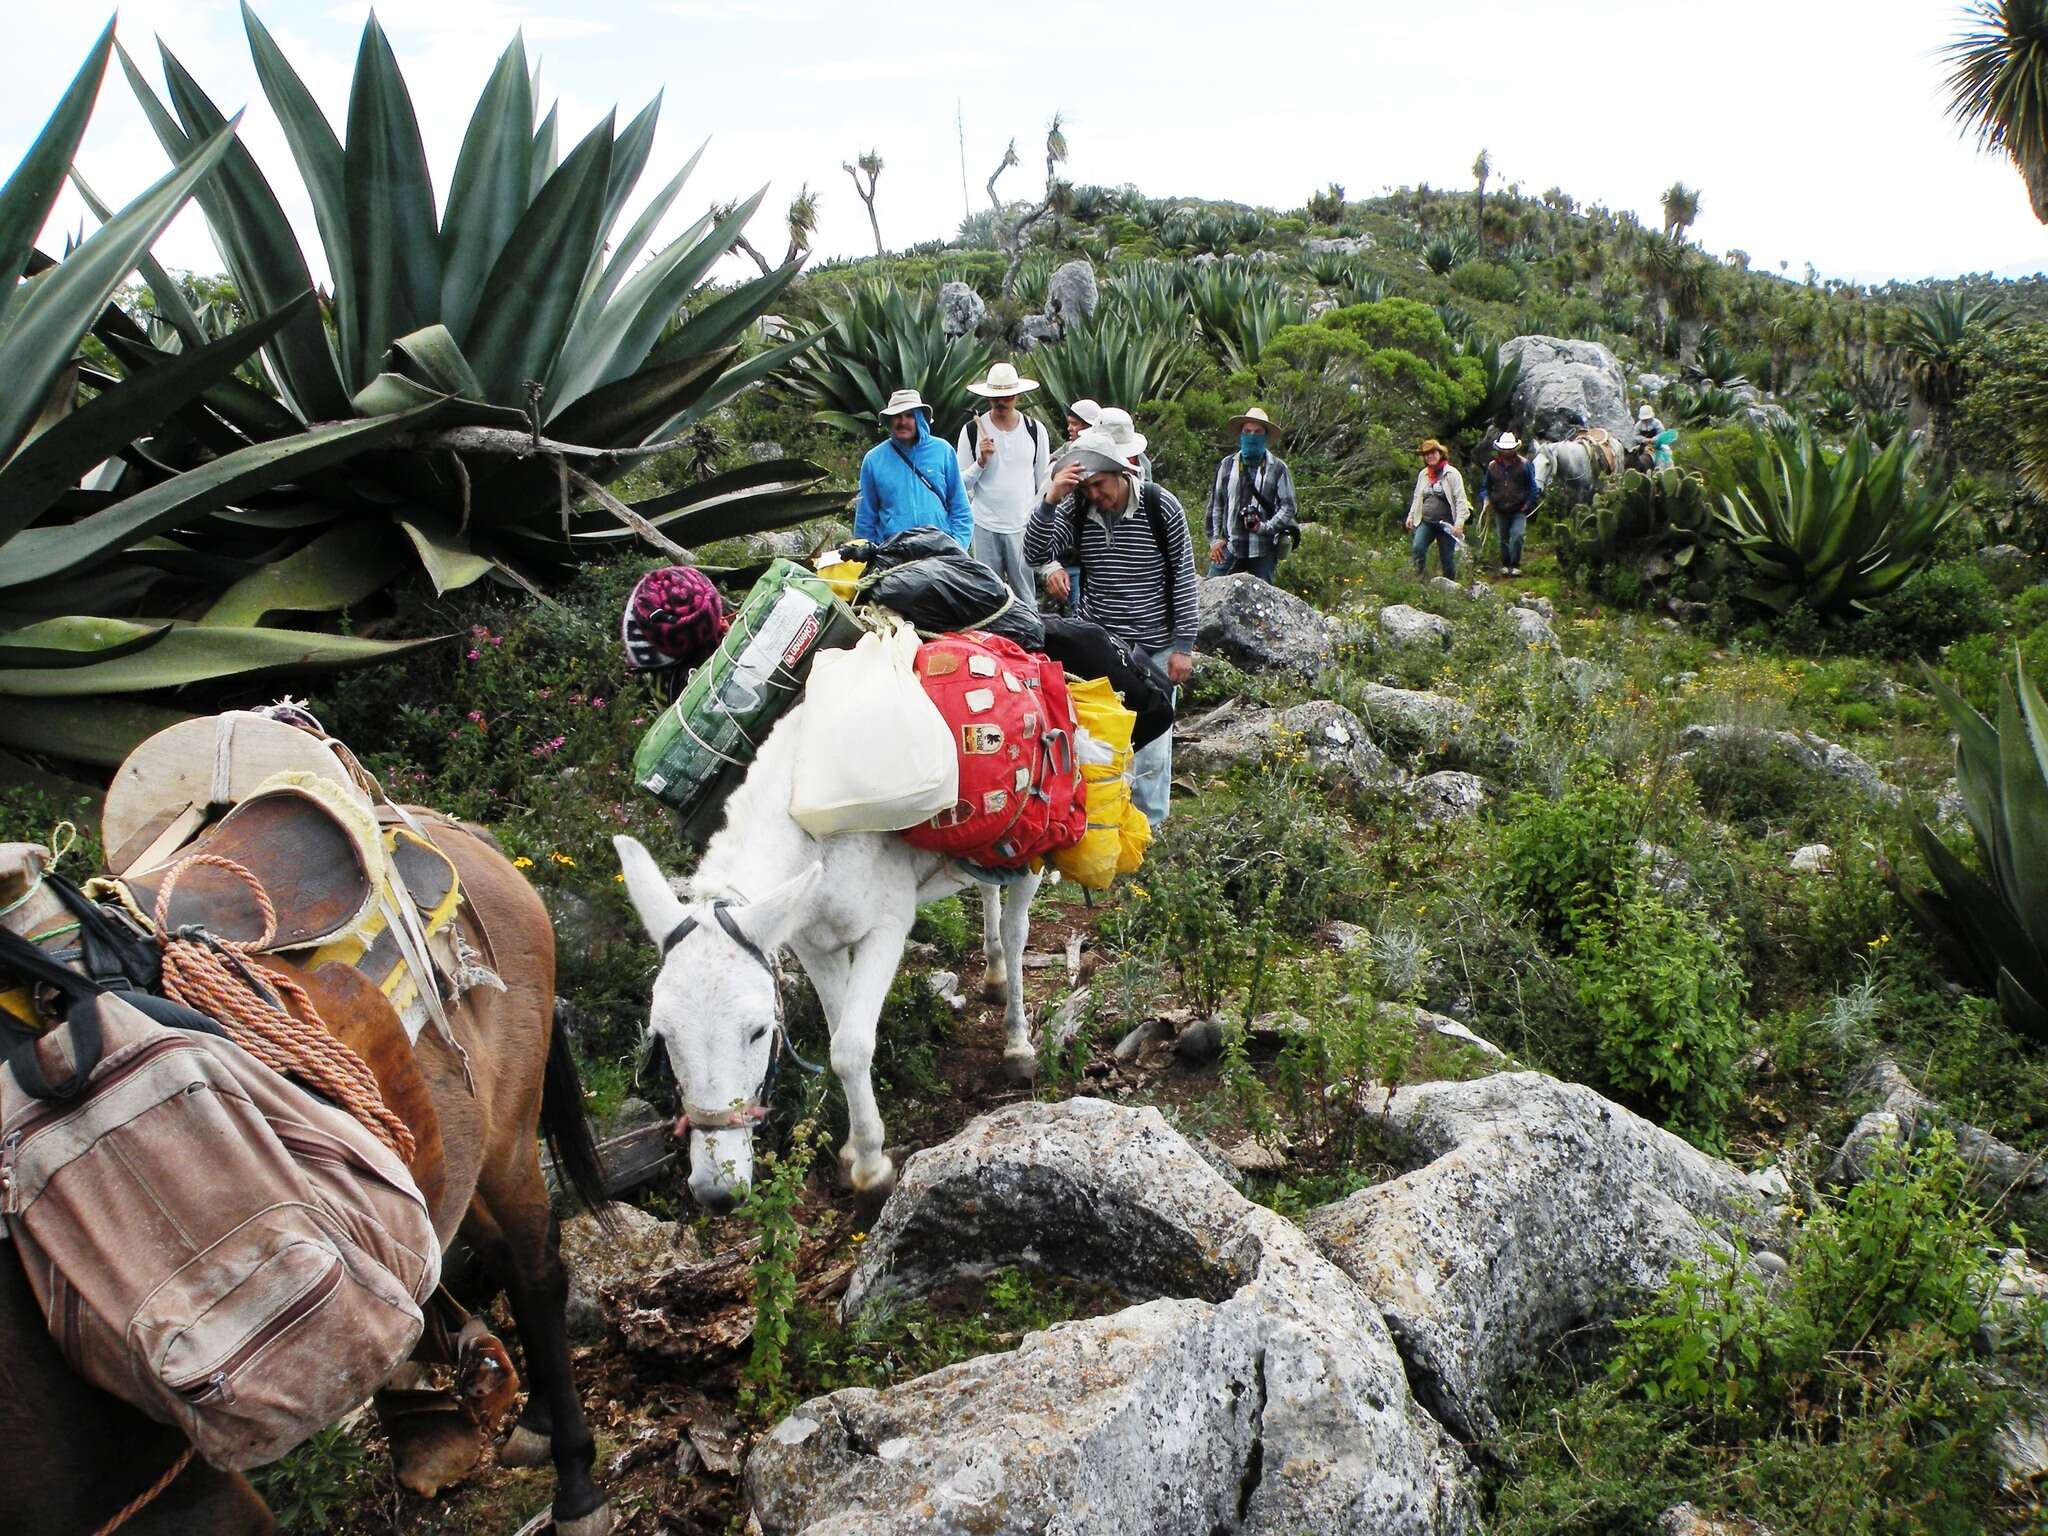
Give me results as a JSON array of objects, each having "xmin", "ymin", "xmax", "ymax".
[
  {"xmin": 64, "ymin": 164, "xmax": 207, "ymax": 351},
  {"xmin": 585, "ymin": 144, "xmax": 704, "ymax": 316},
  {"xmin": 132, "ymin": 40, "xmax": 351, "ymax": 423},
  {"xmin": 530, "ymin": 102, "xmax": 559, "ymax": 200},
  {"xmin": 548, "ymin": 186, "xmax": 766, "ymax": 411},
  {"xmin": 622, "ymin": 458, "xmax": 828, "ymax": 519},
  {"xmin": 389, "ymin": 324, "xmax": 485, "ymax": 399},
  {"xmin": 341, "ymin": 15, "xmax": 444, "ymax": 391},
  {"xmin": 201, "ymin": 521, "xmax": 406, "ymax": 625},
  {"xmin": 2006, "ymin": 662, "xmax": 2048, "ymax": 958},
  {"xmin": 0, "ymin": 122, "xmax": 237, "ymax": 470},
  {"xmin": 0, "ymin": 622, "xmax": 442, "ymax": 698},
  {"xmin": 597, "ymin": 93, "xmax": 662, "ymax": 252},
  {"xmin": 542, "ymin": 346, "xmax": 731, "ymax": 450},
  {"xmin": 0, "ymin": 399, "xmax": 454, "ymax": 590},
  {"xmin": 654, "ymin": 258, "xmax": 803, "ymax": 363},
  {"xmin": 576, "ymin": 489, "xmax": 844, "ymax": 548},
  {"xmin": 0, "ymin": 696, "xmax": 190, "ymax": 766},
  {"xmin": 241, "ymin": 2, "xmax": 351, "ymax": 325},
  {"xmin": 437, "ymin": 35, "xmax": 532, "ymax": 341},
  {"xmin": 1995, "ymin": 970, "xmax": 2048, "ymax": 1048},
  {"xmin": 465, "ymin": 112, "xmax": 613, "ymax": 402},
  {"xmin": 1908, "ymin": 819, "xmax": 2019, "ymax": 988},
  {"xmin": 659, "ymin": 331, "xmax": 817, "ymax": 435},
  {"xmin": 0, "ymin": 21, "xmax": 112, "ymax": 300},
  {"xmin": 0, "ymin": 616, "xmax": 172, "ymax": 669},
  {"xmin": 400, "ymin": 514, "xmax": 497, "ymax": 595},
  {"xmin": 0, "ymin": 295, "xmax": 308, "ymax": 540}
]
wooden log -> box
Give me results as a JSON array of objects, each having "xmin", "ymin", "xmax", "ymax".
[{"xmin": 542, "ymin": 1115, "xmax": 677, "ymax": 1204}]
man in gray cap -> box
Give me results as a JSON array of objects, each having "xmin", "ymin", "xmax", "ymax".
[{"xmin": 1026, "ymin": 428, "xmax": 1199, "ymax": 826}]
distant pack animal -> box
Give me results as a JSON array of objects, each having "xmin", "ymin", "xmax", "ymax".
[
  {"xmin": 616, "ymin": 694, "xmax": 1046, "ymax": 1212},
  {"xmin": 1531, "ymin": 431, "xmax": 1619, "ymax": 508},
  {"xmin": 0, "ymin": 793, "xmax": 617, "ymax": 1535}
]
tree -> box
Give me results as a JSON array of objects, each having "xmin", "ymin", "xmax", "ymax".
[
  {"xmin": 1894, "ymin": 289, "xmax": 2013, "ymax": 454},
  {"xmin": 1944, "ymin": 0, "xmax": 2048, "ymax": 222},
  {"xmin": 1471, "ymin": 148, "xmax": 1491, "ymax": 249},
  {"xmin": 985, "ymin": 113, "xmax": 1069, "ymax": 297},
  {"xmin": 842, "ymin": 149, "xmax": 884, "ymax": 255},
  {"xmin": 721, "ymin": 183, "xmax": 819, "ymax": 276},
  {"xmin": 1660, "ymin": 181, "xmax": 1701, "ymax": 239},
  {"xmin": 1306, "ymin": 182, "xmax": 1346, "ymax": 224}
]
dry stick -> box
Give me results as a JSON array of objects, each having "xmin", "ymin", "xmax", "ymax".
[
  {"xmin": 448, "ymin": 448, "xmax": 472, "ymax": 539},
  {"xmin": 567, "ymin": 467, "xmax": 692, "ymax": 561}
]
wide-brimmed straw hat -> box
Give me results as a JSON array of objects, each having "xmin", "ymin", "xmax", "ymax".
[
  {"xmin": 1417, "ymin": 437, "xmax": 1449, "ymax": 457},
  {"xmin": 1494, "ymin": 432, "xmax": 1522, "ymax": 451},
  {"xmin": 878, "ymin": 388, "xmax": 930, "ymax": 419},
  {"xmin": 1096, "ymin": 406, "xmax": 1148, "ymax": 458},
  {"xmin": 1227, "ymin": 405, "xmax": 1281, "ymax": 437},
  {"xmin": 967, "ymin": 361, "xmax": 1039, "ymax": 397}
]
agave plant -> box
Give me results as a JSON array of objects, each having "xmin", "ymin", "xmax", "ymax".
[
  {"xmin": 1186, "ymin": 263, "xmax": 1307, "ymax": 371},
  {"xmin": 784, "ymin": 281, "xmax": 990, "ymax": 439},
  {"xmin": 1683, "ymin": 330, "xmax": 1752, "ymax": 391},
  {"xmin": 1662, "ymin": 381, "xmax": 1747, "ymax": 425},
  {"xmin": 1230, "ymin": 209, "xmax": 1267, "ymax": 245},
  {"xmin": 1714, "ymin": 422, "xmax": 1958, "ymax": 615},
  {"xmin": 1422, "ymin": 230, "xmax": 1476, "ymax": 275},
  {"xmin": 0, "ymin": 14, "xmax": 833, "ymax": 758},
  {"xmin": 1898, "ymin": 657, "xmax": 2048, "ymax": 1045},
  {"xmin": 1028, "ymin": 313, "xmax": 1197, "ymax": 413},
  {"xmin": 1101, "ymin": 261, "xmax": 1187, "ymax": 334},
  {"xmin": 1459, "ymin": 340, "xmax": 1523, "ymax": 431},
  {"xmin": 1562, "ymin": 467, "xmax": 1720, "ymax": 587}
]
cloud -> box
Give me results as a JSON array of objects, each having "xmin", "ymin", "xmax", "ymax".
[{"xmin": 787, "ymin": 51, "xmax": 997, "ymax": 83}]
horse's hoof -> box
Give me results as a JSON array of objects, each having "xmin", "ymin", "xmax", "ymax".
[
  {"xmin": 380, "ymin": 1395, "xmax": 485, "ymax": 1497},
  {"xmin": 1002, "ymin": 1048, "xmax": 1038, "ymax": 1087},
  {"xmin": 555, "ymin": 1506, "xmax": 617, "ymax": 1536},
  {"xmin": 848, "ymin": 1153, "xmax": 897, "ymax": 1199},
  {"xmin": 498, "ymin": 1424, "xmax": 551, "ymax": 1468}
]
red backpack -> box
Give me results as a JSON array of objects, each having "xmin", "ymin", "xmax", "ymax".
[{"xmin": 902, "ymin": 632, "xmax": 1087, "ymax": 868}]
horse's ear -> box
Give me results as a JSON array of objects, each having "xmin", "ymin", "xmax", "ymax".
[
  {"xmin": 613, "ymin": 835, "xmax": 685, "ymax": 946},
  {"xmin": 732, "ymin": 862, "xmax": 823, "ymax": 954}
]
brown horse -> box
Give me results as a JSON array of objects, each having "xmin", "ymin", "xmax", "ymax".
[{"xmin": 0, "ymin": 818, "xmax": 615, "ymax": 1536}]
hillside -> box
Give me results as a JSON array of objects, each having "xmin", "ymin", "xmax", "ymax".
[{"xmin": 4, "ymin": 27, "xmax": 2048, "ymax": 1533}]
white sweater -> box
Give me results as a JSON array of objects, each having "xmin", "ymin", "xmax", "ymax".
[{"xmin": 956, "ymin": 414, "xmax": 1052, "ymax": 535}]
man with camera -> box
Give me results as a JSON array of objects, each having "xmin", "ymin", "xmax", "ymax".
[{"xmin": 1204, "ymin": 407, "xmax": 1296, "ymax": 585}]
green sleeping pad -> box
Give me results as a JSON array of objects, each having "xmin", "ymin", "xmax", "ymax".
[{"xmin": 632, "ymin": 558, "xmax": 864, "ymax": 839}]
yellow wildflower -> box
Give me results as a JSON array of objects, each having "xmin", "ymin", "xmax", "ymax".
[
  {"xmin": 552, "ymin": 852, "xmax": 576, "ymax": 867},
  {"xmin": 512, "ymin": 855, "xmax": 534, "ymax": 869}
]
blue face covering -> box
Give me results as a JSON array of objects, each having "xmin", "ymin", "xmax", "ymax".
[{"xmin": 1239, "ymin": 431, "xmax": 1268, "ymax": 460}]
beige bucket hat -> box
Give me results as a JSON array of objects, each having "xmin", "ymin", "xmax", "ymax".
[
  {"xmin": 1096, "ymin": 406, "xmax": 1148, "ymax": 458},
  {"xmin": 878, "ymin": 388, "xmax": 930, "ymax": 419},
  {"xmin": 967, "ymin": 361, "xmax": 1040, "ymax": 397}
]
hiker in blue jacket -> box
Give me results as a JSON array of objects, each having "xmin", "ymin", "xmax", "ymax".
[{"xmin": 854, "ymin": 388, "xmax": 974, "ymax": 549}]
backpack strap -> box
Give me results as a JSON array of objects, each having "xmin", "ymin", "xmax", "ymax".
[
  {"xmin": 889, "ymin": 436, "xmax": 952, "ymax": 518},
  {"xmin": 1140, "ymin": 482, "xmax": 1178, "ymax": 642}
]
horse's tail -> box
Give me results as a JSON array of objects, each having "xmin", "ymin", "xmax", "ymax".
[{"xmin": 540, "ymin": 1008, "xmax": 615, "ymax": 1227}]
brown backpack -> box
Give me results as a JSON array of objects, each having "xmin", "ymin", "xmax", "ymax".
[{"xmin": 0, "ymin": 989, "xmax": 440, "ymax": 1470}]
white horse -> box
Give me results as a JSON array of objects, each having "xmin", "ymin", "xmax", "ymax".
[
  {"xmin": 1531, "ymin": 435, "xmax": 1616, "ymax": 508},
  {"xmin": 613, "ymin": 698, "xmax": 1042, "ymax": 1211}
]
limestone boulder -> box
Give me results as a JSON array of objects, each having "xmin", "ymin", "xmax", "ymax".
[
  {"xmin": 1348, "ymin": 683, "xmax": 1476, "ymax": 754},
  {"xmin": 1179, "ymin": 698, "xmax": 1394, "ymax": 796},
  {"xmin": 1196, "ymin": 573, "xmax": 1336, "ymax": 679},
  {"xmin": 1303, "ymin": 1072, "xmax": 1777, "ymax": 1442},
  {"xmin": 1676, "ymin": 724, "xmax": 1903, "ymax": 807},
  {"xmin": 938, "ymin": 281, "xmax": 985, "ymax": 341},
  {"xmin": 1501, "ymin": 335, "xmax": 1632, "ymax": 441},
  {"xmin": 1406, "ymin": 771, "xmax": 1490, "ymax": 825},
  {"xmin": 1379, "ymin": 604, "xmax": 1454, "ymax": 652},
  {"xmin": 750, "ymin": 1098, "xmax": 1476, "ymax": 1536},
  {"xmin": 1044, "ymin": 259, "xmax": 1099, "ymax": 328}
]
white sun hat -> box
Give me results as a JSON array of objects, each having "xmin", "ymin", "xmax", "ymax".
[
  {"xmin": 1494, "ymin": 431, "xmax": 1521, "ymax": 451},
  {"xmin": 1065, "ymin": 397, "xmax": 1102, "ymax": 425},
  {"xmin": 878, "ymin": 388, "xmax": 930, "ymax": 419},
  {"xmin": 1096, "ymin": 406, "xmax": 1148, "ymax": 458},
  {"xmin": 967, "ymin": 361, "xmax": 1040, "ymax": 397}
]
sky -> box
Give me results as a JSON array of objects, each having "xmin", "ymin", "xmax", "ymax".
[{"xmin": 3, "ymin": 0, "xmax": 2043, "ymax": 292}]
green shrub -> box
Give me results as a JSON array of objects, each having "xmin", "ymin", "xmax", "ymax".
[
  {"xmin": 1864, "ymin": 559, "xmax": 2004, "ymax": 656},
  {"xmin": 1565, "ymin": 893, "xmax": 1750, "ymax": 1144},
  {"xmin": 1447, "ymin": 258, "xmax": 1526, "ymax": 304},
  {"xmin": 1495, "ymin": 767, "xmax": 1646, "ymax": 947},
  {"xmin": 247, "ymin": 1424, "xmax": 370, "ymax": 1533}
]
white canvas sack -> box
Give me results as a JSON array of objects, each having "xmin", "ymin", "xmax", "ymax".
[{"xmin": 790, "ymin": 619, "xmax": 958, "ymax": 835}]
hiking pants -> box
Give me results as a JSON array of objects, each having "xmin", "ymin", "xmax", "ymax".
[
  {"xmin": 1496, "ymin": 510, "xmax": 1527, "ymax": 570},
  {"xmin": 1412, "ymin": 520, "xmax": 1457, "ymax": 580},
  {"xmin": 1208, "ymin": 549, "xmax": 1279, "ymax": 584},
  {"xmin": 972, "ymin": 525, "xmax": 1040, "ymax": 614},
  {"xmin": 1130, "ymin": 645, "xmax": 1179, "ymax": 829}
]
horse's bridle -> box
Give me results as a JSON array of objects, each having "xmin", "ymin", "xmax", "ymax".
[{"xmin": 658, "ymin": 899, "xmax": 821, "ymax": 1133}]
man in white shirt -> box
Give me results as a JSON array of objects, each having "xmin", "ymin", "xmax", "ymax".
[{"xmin": 956, "ymin": 361, "xmax": 1052, "ymax": 612}]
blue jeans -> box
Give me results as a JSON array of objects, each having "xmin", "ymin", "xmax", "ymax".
[
  {"xmin": 1496, "ymin": 511, "xmax": 1527, "ymax": 570},
  {"xmin": 1411, "ymin": 521, "xmax": 1457, "ymax": 580},
  {"xmin": 1130, "ymin": 645, "xmax": 1180, "ymax": 827},
  {"xmin": 1208, "ymin": 549, "xmax": 1278, "ymax": 583}
]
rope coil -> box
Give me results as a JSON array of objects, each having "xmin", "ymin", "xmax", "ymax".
[{"xmin": 152, "ymin": 854, "xmax": 415, "ymax": 1164}]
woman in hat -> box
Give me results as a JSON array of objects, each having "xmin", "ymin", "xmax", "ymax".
[
  {"xmin": 956, "ymin": 361, "xmax": 1052, "ymax": 609},
  {"xmin": 1205, "ymin": 406, "xmax": 1296, "ymax": 584},
  {"xmin": 1405, "ymin": 439, "xmax": 1469, "ymax": 580}
]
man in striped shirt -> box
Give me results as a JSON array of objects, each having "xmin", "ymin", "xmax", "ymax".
[{"xmin": 1026, "ymin": 427, "xmax": 1199, "ymax": 826}]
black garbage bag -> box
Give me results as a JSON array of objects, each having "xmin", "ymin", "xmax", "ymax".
[
  {"xmin": 857, "ymin": 529, "xmax": 1045, "ymax": 651},
  {"xmin": 1038, "ymin": 615, "xmax": 1176, "ymax": 749}
]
